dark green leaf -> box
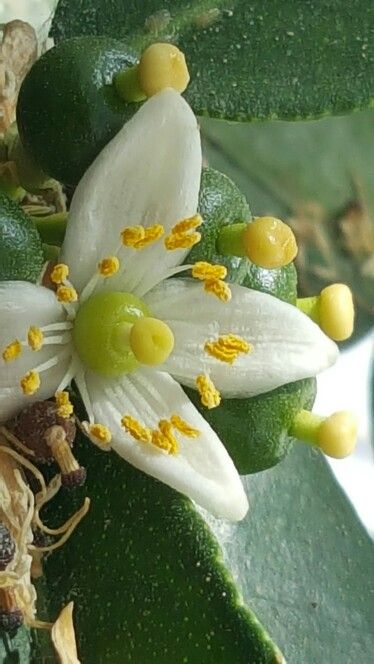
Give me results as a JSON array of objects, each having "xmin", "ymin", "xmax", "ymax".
[
  {"xmin": 206, "ymin": 445, "xmax": 374, "ymax": 663},
  {"xmin": 202, "ymin": 109, "xmax": 374, "ymax": 342},
  {"xmin": 52, "ymin": 0, "xmax": 374, "ymax": 120},
  {"xmin": 36, "ymin": 434, "xmax": 282, "ymax": 663}
]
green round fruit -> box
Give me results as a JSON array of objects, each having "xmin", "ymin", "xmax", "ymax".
[
  {"xmin": 17, "ymin": 36, "xmax": 138, "ymax": 186},
  {"xmin": 186, "ymin": 379, "xmax": 316, "ymax": 474},
  {"xmin": 0, "ymin": 192, "xmax": 44, "ymax": 282}
]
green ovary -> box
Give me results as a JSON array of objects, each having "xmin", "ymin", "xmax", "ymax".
[{"xmin": 73, "ymin": 291, "xmax": 150, "ymax": 376}]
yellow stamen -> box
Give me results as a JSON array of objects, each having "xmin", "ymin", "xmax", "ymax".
[
  {"xmin": 2, "ymin": 339, "xmax": 22, "ymax": 362},
  {"xmin": 171, "ymin": 214, "xmax": 202, "ymax": 235},
  {"xmin": 27, "ymin": 326, "xmax": 44, "ymax": 351},
  {"xmin": 121, "ymin": 415, "xmax": 152, "ymax": 443},
  {"xmin": 150, "ymin": 420, "xmax": 178, "ymax": 455},
  {"xmin": 55, "ymin": 391, "xmax": 74, "ymax": 419},
  {"xmin": 170, "ymin": 414, "xmax": 200, "ymax": 438},
  {"xmin": 121, "ymin": 224, "xmax": 164, "ymax": 249},
  {"xmin": 204, "ymin": 334, "xmax": 252, "ymax": 364},
  {"xmin": 20, "ymin": 370, "xmax": 40, "ymax": 395},
  {"xmin": 151, "ymin": 429, "xmax": 172, "ymax": 453},
  {"xmin": 192, "ymin": 261, "xmax": 227, "ymax": 282},
  {"xmin": 98, "ymin": 256, "xmax": 120, "ymax": 277},
  {"xmin": 158, "ymin": 419, "xmax": 179, "ymax": 454},
  {"xmin": 89, "ymin": 423, "xmax": 112, "ymax": 446},
  {"xmin": 133, "ymin": 224, "xmax": 164, "ymax": 249},
  {"xmin": 121, "ymin": 225, "xmax": 145, "ymax": 246},
  {"xmin": 56, "ymin": 285, "xmax": 78, "ymax": 303},
  {"xmin": 50, "ymin": 263, "xmax": 69, "ymax": 285},
  {"xmin": 204, "ymin": 279, "xmax": 232, "ymax": 302},
  {"xmin": 196, "ymin": 374, "xmax": 221, "ymax": 409},
  {"xmin": 164, "ymin": 231, "xmax": 201, "ymax": 250}
]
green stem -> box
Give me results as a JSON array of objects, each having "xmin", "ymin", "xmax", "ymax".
[
  {"xmin": 114, "ymin": 66, "xmax": 146, "ymax": 103},
  {"xmin": 289, "ymin": 409, "xmax": 325, "ymax": 445},
  {"xmin": 32, "ymin": 213, "xmax": 68, "ymax": 247},
  {"xmin": 216, "ymin": 223, "xmax": 247, "ymax": 257},
  {"xmin": 296, "ymin": 296, "xmax": 320, "ymax": 324}
]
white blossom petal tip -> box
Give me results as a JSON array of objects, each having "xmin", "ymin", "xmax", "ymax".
[
  {"xmin": 82, "ymin": 369, "xmax": 248, "ymax": 521},
  {"xmin": 145, "ymin": 279, "xmax": 339, "ymax": 398}
]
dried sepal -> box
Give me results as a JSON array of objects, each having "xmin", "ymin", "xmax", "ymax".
[
  {"xmin": 0, "ymin": 442, "xmax": 36, "ymax": 625},
  {"xmin": 0, "ymin": 20, "xmax": 37, "ymax": 132},
  {"xmin": 51, "ymin": 602, "xmax": 81, "ymax": 664}
]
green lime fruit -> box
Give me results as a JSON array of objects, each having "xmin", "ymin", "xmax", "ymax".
[
  {"xmin": 17, "ymin": 37, "xmax": 138, "ymax": 186},
  {"xmin": 0, "ymin": 192, "xmax": 44, "ymax": 282}
]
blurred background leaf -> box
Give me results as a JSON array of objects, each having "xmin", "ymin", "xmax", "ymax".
[
  {"xmin": 202, "ymin": 109, "xmax": 374, "ymax": 342},
  {"xmin": 52, "ymin": 0, "xmax": 374, "ymax": 120},
  {"xmin": 206, "ymin": 444, "xmax": 374, "ymax": 663}
]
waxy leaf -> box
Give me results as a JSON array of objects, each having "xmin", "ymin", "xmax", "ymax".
[
  {"xmin": 52, "ymin": 0, "xmax": 373, "ymax": 120},
  {"xmin": 37, "ymin": 434, "xmax": 282, "ymax": 663},
  {"xmin": 207, "ymin": 445, "xmax": 374, "ymax": 662}
]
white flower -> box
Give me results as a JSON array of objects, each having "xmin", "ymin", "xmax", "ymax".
[{"xmin": 0, "ymin": 89, "xmax": 338, "ymax": 521}]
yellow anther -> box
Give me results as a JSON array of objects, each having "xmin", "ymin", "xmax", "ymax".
[
  {"xmin": 243, "ymin": 217, "xmax": 298, "ymax": 269},
  {"xmin": 50, "ymin": 263, "xmax": 69, "ymax": 285},
  {"xmin": 317, "ymin": 411, "xmax": 358, "ymax": 459},
  {"xmin": 20, "ymin": 370, "xmax": 40, "ymax": 395},
  {"xmin": 170, "ymin": 414, "xmax": 200, "ymax": 438},
  {"xmin": 56, "ymin": 285, "xmax": 78, "ymax": 303},
  {"xmin": 89, "ymin": 423, "xmax": 112, "ymax": 446},
  {"xmin": 158, "ymin": 419, "xmax": 179, "ymax": 454},
  {"xmin": 98, "ymin": 256, "xmax": 120, "ymax": 277},
  {"xmin": 55, "ymin": 391, "xmax": 74, "ymax": 419},
  {"xmin": 138, "ymin": 43, "xmax": 190, "ymax": 97},
  {"xmin": 171, "ymin": 214, "xmax": 202, "ymax": 235},
  {"xmin": 27, "ymin": 326, "xmax": 44, "ymax": 351},
  {"xmin": 121, "ymin": 415, "xmax": 152, "ymax": 443},
  {"xmin": 150, "ymin": 421, "xmax": 178, "ymax": 455},
  {"xmin": 196, "ymin": 374, "xmax": 221, "ymax": 410},
  {"xmin": 204, "ymin": 334, "xmax": 253, "ymax": 364},
  {"xmin": 121, "ymin": 225, "xmax": 145, "ymax": 246},
  {"xmin": 133, "ymin": 224, "xmax": 164, "ymax": 249},
  {"xmin": 2, "ymin": 339, "xmax": 22, "ymax": 362},
  {"xmin": 204, "ymin": 279, "xmax": 232, "ymax": 302},
  {"xmin": 121, "ymin": 224, "xmax": 164, "ymax": 249},
  {"xmin": 164, "ymin": 231, "xmax": 201, "ymax": 250},
  {"xmin": 192, "ymin": 261, "xmax": 227, "ymax": 282},
  {"xmin": 151, "ymin": 429, "xmax": 173, "ymax": 454},
  {"xmin": 130, "ymin": 317, "xmax": 174, "ymax": 366},
  {"xmin": 319, "ymin": 284, "xmax": 354, "ymax": 342}
]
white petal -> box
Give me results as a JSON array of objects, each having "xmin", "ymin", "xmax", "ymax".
[
  {"xmin": 0, "ymin": 282, "xmax": 72, "ymax": 421},
  {"xmin": 61, "ymin": 89, "xmax": 202, "ymax": 295},
  {"xmin": 84, "ymin": 368, "xmax": 248, "ymax": 521},
  {"xmin": 144, "ymin": 278, "xmax": 339, "ymax": 397}
]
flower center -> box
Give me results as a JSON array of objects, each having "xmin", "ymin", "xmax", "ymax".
[{"xmin": 73, "ymin": 291, "xmax": 174, "ymax": 376}]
